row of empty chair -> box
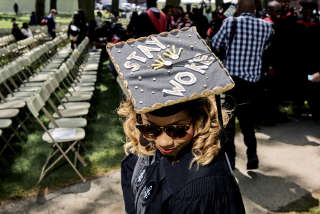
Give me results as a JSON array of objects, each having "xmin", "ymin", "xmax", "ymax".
[
  {"xmin": 0, "ymin": 33, "xmax": 68, "ymax": 100},
  {"xmin": 1, "ymin": 35, "xmax": 102, "ymax": 183},
  {"xmin": 24, "ymin": 39, "xmax": 102, "ymax": 182},
  {"xmin": 0, "ymin": 34, "xmax": 69, "ymax": 160},
  {"xmin": 0, "ymin": 33, "xmax": 49, "ymax": 66}
]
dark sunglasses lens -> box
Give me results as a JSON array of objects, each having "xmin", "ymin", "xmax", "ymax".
[
  {"xmin": 166, "ymin": 125, "xmax": 189, "ymax": 138},
  {"xmin": 137, "ymin": 125, "xmax": 161, "ymax": 139}
]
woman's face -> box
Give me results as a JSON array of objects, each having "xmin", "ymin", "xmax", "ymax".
[{"xmin": 141, "ymin": 110, "xmax": 194, "ymax": 157}]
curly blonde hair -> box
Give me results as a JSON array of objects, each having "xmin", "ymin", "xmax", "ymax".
[{"xmin": 117, "ymin": 96, "xmax": 226, "ymax": 167}]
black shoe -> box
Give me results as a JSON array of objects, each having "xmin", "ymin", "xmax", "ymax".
[{"xmin": 247, "ymin": 157, "xmax": 259, "ymax": 170}]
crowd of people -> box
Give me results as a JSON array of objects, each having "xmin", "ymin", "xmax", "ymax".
[
  {"xmin": 107, "ymin": 0, "xmax": 318, "ymax": 125},
  {"xmin": 111, "ymin": 1, "xmax": 320, "ymax": 213}
]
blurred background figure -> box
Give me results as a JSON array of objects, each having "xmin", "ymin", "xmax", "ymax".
[
  {"xmin": 29, "ymin": 11, "xmax": 36, "ymax": 26},
  {"xmin": 264, "ymin": 0, "xmax": 281, "ymax": 24},
  {"xmin": 21, "ymin": 22, "xmax": 33, "ymax": 38},
  {"xmin": 13, "ymin": 2, "xmax": 19, "ymax": 15},
  {"xmin": 95, "ymin": 11, "xmax": 103, "ymax": 28},
  {"xmin": 134, "ymin": 0, "xmax": 167, "ymax": 37},
  {"xmin": 47, "ymin": 9, "xmax": 57, "ymax": 39},
  {"xmin": 68, "ymin": 11, "xmax": 87, "ymax": 49},
  {"xmin": 12, "ymin": 23, "xmax": 26, "ymax": 41}
]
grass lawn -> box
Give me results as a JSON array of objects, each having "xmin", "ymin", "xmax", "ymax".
[
  {"xmin": 0, "ymin": 12, "xmax": 72, "ymax": 29},
  {"xmin": 0, "ymin": 59, "xmax": 126, "ymax": 204}
]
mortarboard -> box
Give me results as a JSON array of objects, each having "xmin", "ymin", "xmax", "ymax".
[{"xmin": 106, "ymin": 27, "xmax": 234, "ymax": 114}]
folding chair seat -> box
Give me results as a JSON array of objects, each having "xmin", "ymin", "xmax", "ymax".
[
  {"xmin": 38, "ymin": 68, "xmax": 57, "ymax": 74},
  {"xmin": 53, "ymin": 108, "xmax": 89, "ymax": 118},
  {"xmin": 4, "ymin": 96, "xmax": 30, "ymax": 102},
  {"xmin": 78, "ymin": 76, "xmax": 97, "ymax": 83},
  {"xmin": 57, "ymin": 102, "xmax": 91, "ymax": 110},
  {"xmin": 22, "ymin": 82, "xmax": 44, "ymax": 87},
  {"xmin": 0, "ymin": 118, "xmax": 22, "ymax": 155},
  {"xmin": 0, "ymin": 100, "xmax": 26, "ymax": 109},
  {"xmin": 84, "ymin": 64, "xmax": 99, "ymax": 71},
  {"xmin": 42, "ymin": 127, "xmax": 85, "ymax": 143},
  {"xmin": 7, "ymin": 91, "xmax": 37, "ymax": 99},
  {"xmin": 68, "ymin": 86, "xmax": 95, "ymax": 92},
  {"xmin": 81, "ymin": 71, "xmax": 97, "ymax": 75},
  {"xmin": 72, "ymin": 82, "xmax": 95, "ymax": 87},
  {"xmin": 0, "ymin": 119, "xmax": 12, "ymax": 129},
  {"xmin": 48, "ymin": 118, "xmax": 87, "ymax": 128},
  {"xmin": 45, "ymin": 63, "xmax": 61, "ymax": 70},
  {"xmin": 27, "ymin": 73, "xmax": 52, "ymax": 82},
  {"xmin": 62, "ymin": 94, "xmax": 92, "ymax": 102},
  {"xmin": 65, "ymin": 91, "xmax": 93, "ymax": 97},
  {"xmin": 0, "ymin": 109, "xmax": 19, "ymax": 118},
  {"xmin": 15, "ymin": 86, "xmax": 42, "ymax": 92}
]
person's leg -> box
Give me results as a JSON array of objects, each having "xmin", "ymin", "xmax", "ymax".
[
  {"xmin": 237, "ymin": 102, "xmax": 258, "ymax": 169},
  {"xmin": 234, "ymin": 80, "xmax": 259, "ymax": 169}
]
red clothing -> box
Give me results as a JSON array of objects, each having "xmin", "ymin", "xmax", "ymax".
[
  {"xmin": 147, "ymin": 9, "xmax": 167, "ymax": 33},
  {"xmin": 264, "ymin": 16, "xmax": 274, "ymax": 24},
  {"xmin": 297, "ymin": 19, "xmax": 317, "ymax": 27}
]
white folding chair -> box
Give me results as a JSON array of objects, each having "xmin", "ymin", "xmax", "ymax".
[{"xmin": 26, "ymin": 94, "xmax": 87, "ymax": 183}]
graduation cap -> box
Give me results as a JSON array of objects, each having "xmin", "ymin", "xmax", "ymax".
[{"xmin": 107, "ymin": 27, "xmax": 234, "ymax": 114}]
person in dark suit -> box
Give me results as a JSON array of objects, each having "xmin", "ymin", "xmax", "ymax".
[
  {"xmin": 12, "ymin": 23, "xmax": 27, "ymax": 41},
  {"xmin": 134, "ymin": 0, "xmax": 167, "ymax": 37},
  {"xmin": 47, "ymin": 9, "xmax": 57, "ymax": 39},
  {"xmin": 13, "ymin": 2, "xmax": 19, "ymax": 15}
]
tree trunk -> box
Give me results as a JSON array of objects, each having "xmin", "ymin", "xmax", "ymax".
[
  {"xmin": 215, "ymin": 0, "xmax": 223, "ymax": 10},
  {"xmin": 165, "ymin": 0, "xmax": 180, "ymax": 7},
  {"xmin": 35, "ymin": 0, "xmax": 45, "ymax": 24},
  {"xmin": 112, "ymin": 0, "xmax": 119, "ymax": 14},
  {"xmin": 50, "ymin": 0, "xmax": 57, "ymax": 10},
  {"xmin": 78, "ymin": 0, "xmax": 95, "ymax": 21}
]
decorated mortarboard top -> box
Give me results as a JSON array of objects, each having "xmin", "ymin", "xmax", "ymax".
[{"xmin": 107, "ymin": 27, "xmax": 234, "ymax": 114}]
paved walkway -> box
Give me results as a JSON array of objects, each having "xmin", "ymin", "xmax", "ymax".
[{"xmin": 0, "ymin": 120, "xmax": 319, "ymax": 214}]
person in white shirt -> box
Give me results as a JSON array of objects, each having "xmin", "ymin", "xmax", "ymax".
[{"xmin": 21, "ymin": 22, "xmax": 33, "ymax": 38}]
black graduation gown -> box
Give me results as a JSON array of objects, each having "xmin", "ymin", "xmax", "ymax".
[
  {"xmin": 121, "ymin": 145, "xmax": 246, "ymax": 214},
  {"xmin": 135, "ymin": 12, "xmax": 161, "ymax": 38}
]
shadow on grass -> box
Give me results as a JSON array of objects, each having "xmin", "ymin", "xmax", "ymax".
[{"xmin": 0, "ymin": 58, "xmax": 125, "ymax": 202}]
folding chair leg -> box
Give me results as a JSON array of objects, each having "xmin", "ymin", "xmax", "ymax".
[
  {"xmin": 0, "ymin": 135, "xmax": 16, "ymax": 157},
  {"xmin": 39, "ymin": 148, "xmax": 60, "ymax": 183},
  {"xmin": 71, "ymin": 143, "xmax": 87, "ymax": 167},
  {"xmin": 9, "ymin": 126, "xmax": 24, "ymax": 142},
  {"xmin": 38, "ymin": 140, "xmax": 86, "ymax": 183}
]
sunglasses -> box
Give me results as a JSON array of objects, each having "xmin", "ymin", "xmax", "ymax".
[{"xmin": 136, "ymin": 122, "xmax": 192, "ymax": 139}]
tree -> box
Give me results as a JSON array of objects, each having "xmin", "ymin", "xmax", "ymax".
[
  {"xmin": 215, "ymin": 0, "xmax": 223, "ymax": 10},
  {"xmin": 112, "ymin": 0, "xmax": 119, "ymax": 14},
  {"xmin": 35, "ymin": 0, "xmax": 45, "ymax": 24},
  {"xmin": 78, "ymin": 0, "xmax": 95, "ymax": 21},
  {"xmin": 50, "ymin": 0, "xmax": 57, "ymax": 11},
  {"xmin": 165, "ymin": 0, "xmax": 181, "ymax": 7}
]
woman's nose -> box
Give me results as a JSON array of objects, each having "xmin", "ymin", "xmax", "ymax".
[{"xmin": 156, "ymin": 132, "xmax": 174, "ymax": 148}]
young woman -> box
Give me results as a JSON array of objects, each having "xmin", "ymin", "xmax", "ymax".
[{"xmin": 118, "ymin": 96, "xmax": 245, "ymax": 214}]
